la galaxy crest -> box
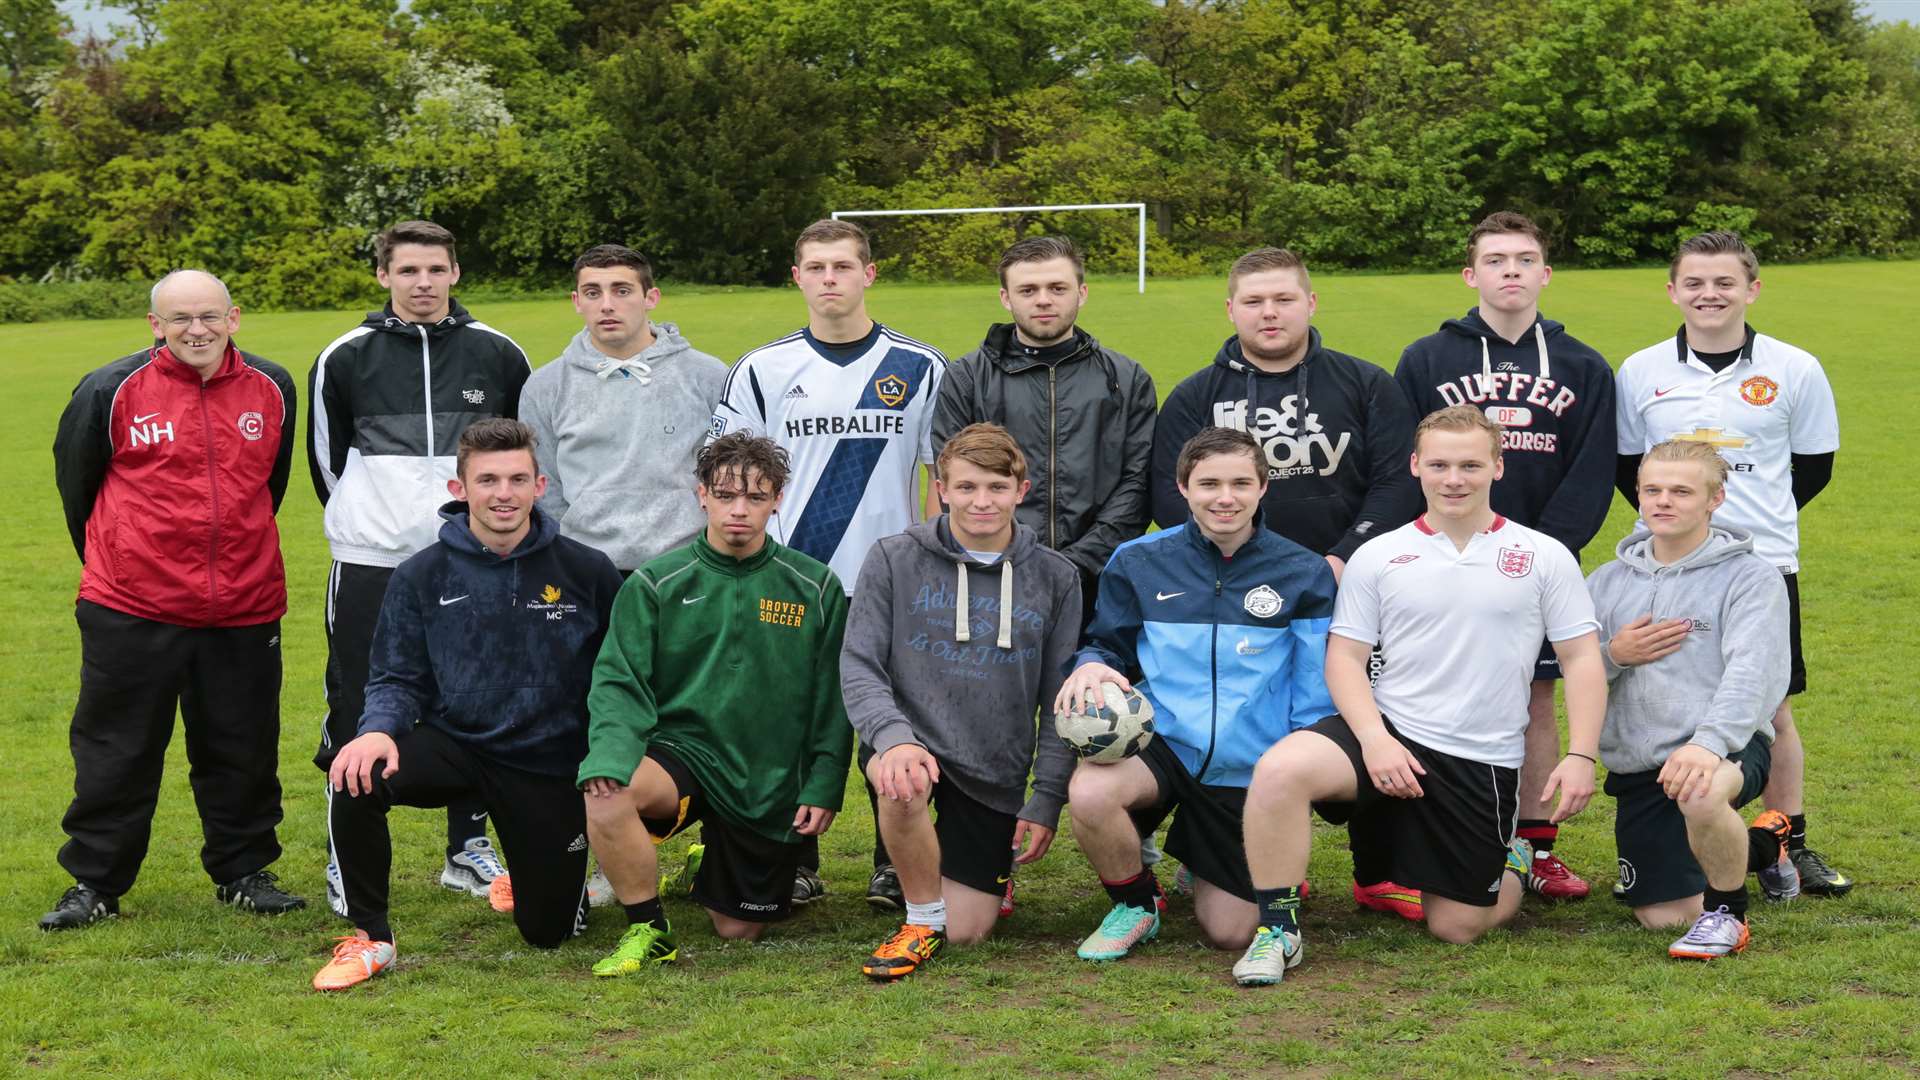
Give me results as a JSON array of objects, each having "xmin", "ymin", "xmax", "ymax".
[{"xmin": 872, "ymin": 373, "xmax": 909, "ymax": 408}]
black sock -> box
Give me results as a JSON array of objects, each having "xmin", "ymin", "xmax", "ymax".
[
  {"xmin": 623, "ymin": 897, "xmax": 665, "ymax": 929},
  {"xmin": 1254, "ymin": 886, "xmax": 1303, "ymax": 934},
  {"xmin": 1704, "ymin": 885, "xmax": 1750, "ymax": 923},
  {"xmin": 360, "ymin": 921, "xmax": 394, "ymax": 944},
  {"xmin": 1516, "ymin": 819, "xmax": 1556, "ymax": 853},
  {"xmin": 1101, "ymin": 869, "xmax": 1159, "ymax": 912},
  {"xmin": 1787, "ymin": 813, "xmax": 1808, "ymax": 853},
  {"xmin": 1747, "ymin": 827, "xmax": 1782, "ymax": 873}
]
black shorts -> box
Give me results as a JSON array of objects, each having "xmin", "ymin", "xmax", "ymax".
[
  {"xmin": 1129, "ymin": 736, "xmax": 1254, "ymax": 901},
  {"xmin": 1607, "ymin": 734, "xmax": 1771, "ymax": 906},
  {"xmin": 929, "ymin": 780, "xmax": 1020, "ymax": 897},
  {"xmin": 642, "ymin": 745, "xmax": 803, "ymax": 924},
  {"xmin": 1304, "ymin": 714, "xmax": 1520, "ymax": 907},
  {"xmin": 1784, "ymin": 572, "xmax": 1806, "ymax": 696}
]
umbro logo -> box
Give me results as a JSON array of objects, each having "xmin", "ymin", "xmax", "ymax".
[
  {"xmin": 566, "ymin": 834, "xmax": 587, "ymax": 853},
  {"xmin": 785, "ymin": 384, "xmax": 808, "ymax": 399}
]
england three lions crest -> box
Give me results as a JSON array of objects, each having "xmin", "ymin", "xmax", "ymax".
[
  {"xmin": 1497, "ymin": 548, "xmax": 1534, "ymax": 579},
  {"xmin": 1243, "ymin": 584, "xmax": 1284, "ymax": 618}
]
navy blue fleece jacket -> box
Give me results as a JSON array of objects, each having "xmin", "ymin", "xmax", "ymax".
[{"xmin": 361, "ymin": 502, "xmax": 624, "ymax": 776}]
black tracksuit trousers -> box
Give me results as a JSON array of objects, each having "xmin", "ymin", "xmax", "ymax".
[
  {"xmin": 57, "ymin": 600, "xmax": 286, "ymax": 897},
  {"xmin": 316, "ymin": 560, "xmax": 486, "ymax": 855},
  {"xmin": 328, "ymin": 723, "xmax": 589, "ymax": 948}
]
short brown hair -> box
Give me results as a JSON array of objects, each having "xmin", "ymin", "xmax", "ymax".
[
  {"xmin": 573, "ymin": 244, "xmax": 654, "ymax": 291},
  {"xmin": 1670, "ymin": 230, "xmax": 1759, "ymax": 283},
  {"xmin": 794, "ymin": 219, "xmax": 871, "ymax": 266},
  {"xmin": 937, "ymin": 423, "xmax": 1028, "ymax": 485},
  {"xmin": 1641, "ymin": 439, "xmax": 1731, "ymax": 495},
  {"xmin": 375, "ymin": 220, "xmax": 457, "ymax": 271},
  {"xmin": 1175, "ymin": 427, "xmax": 1265, "ymax": 488},
  {"xmin": 456, "ymin": 418, "xmax": 536, "ymax": 477},
  {"xmin": 697, "ymin": 433, "xmax": 791, "ymax": 495},
  {"xmin": 1227, "ymin": 247, "xmax": 1310, "ymax": 297},
  {"xmin": 1413, "ymin": 404, "xmax": 1503, "ymax": 459},
  {"xmin": 997, "ymin": 236, "xmax": 1084, "ymax": 287},
  {"xmin": 1466, "ymin": 211, "xmax": 1549, "ymax": 265}
]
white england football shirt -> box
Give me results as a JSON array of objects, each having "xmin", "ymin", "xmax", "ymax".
[
  {"xmin": 709, "ymin": 324, "xmax": 944, "ymax": 593},
  {"xmin": 1333, "ymin": 516, "xmax": 1599, "ymax": 767},
  {"xmin": 1616, "ymin": 330, "xmax": 1839, "ymax": 572}
]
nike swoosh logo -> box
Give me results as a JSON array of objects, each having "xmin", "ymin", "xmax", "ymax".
[
  {"xmin": 133, "ymin": 412, "xmax": 160, "ymax": 423},
  {"xmin": 682, "ymin": 596, "xmax": 706, "ymax": 605},
  {"xmin": 469, "ymin": 812, "xmax": 487, "ymax": 821},
  {"xmin": 1156, "ymin": 591, "xmax": 1185, "ymax": 601},
  {"xmin": 1653, "ymin": 386, "xmax": 1679, "ymax": 397},
  {"xmin": 995, "ymin": 875, "xmax": 1011, "ymax": 885},
  {"xmin": 439, "ymin": 595, "xmax": 469, "ymax": 606}
]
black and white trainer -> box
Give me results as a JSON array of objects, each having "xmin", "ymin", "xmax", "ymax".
[
  {"xmin": 216, "ymin": 870, "xmax": 308, "ymax": 914},
  {"xmin": 39, "ymin": 884, "xmax": 119, "ymax": 931}
]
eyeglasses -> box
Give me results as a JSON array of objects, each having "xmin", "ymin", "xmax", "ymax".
[{"xmin": 162, "ymin": 312, "xmax": 231, "ymax": 330}]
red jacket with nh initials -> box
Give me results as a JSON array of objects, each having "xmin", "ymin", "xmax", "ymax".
[{"xmin": 53, "ymin": 343, "xmax": 298, "ymax": 627}]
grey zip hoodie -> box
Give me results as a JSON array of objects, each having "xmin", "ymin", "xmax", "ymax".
[
  {"xmin": 520, "ymin": 324, "xmax": 727, "ymax": 571},
  {"xmin": 1586, "ymin": 524, "xmax": 1789, "ymax": 774},
  {"xmin": 840, "ymin": 518, "xmax": 1082, "ymax": 825}
]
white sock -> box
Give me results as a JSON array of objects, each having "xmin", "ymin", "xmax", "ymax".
[{"xmin": 904, "ymin": 898, "xmax": 947, "ymax": 932}]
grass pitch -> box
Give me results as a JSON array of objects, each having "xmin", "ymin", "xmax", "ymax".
[{"xmin": 4, "ymin": 262, "xmax": 1918, "ymax": 1077}]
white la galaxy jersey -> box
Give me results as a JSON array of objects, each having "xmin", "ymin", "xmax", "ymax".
[
  {"xmin": 1333, "ymin": 516, "xmax": 1598, "ymax": 768},
  {"xmin": 709, "ymin": 324, "xmax": 944, "ymax": 593},
  {"xmin": 1616, "ymin": 329, "xmax": 1838, "ymax": 572}
]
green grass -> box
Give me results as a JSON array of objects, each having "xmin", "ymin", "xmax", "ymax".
[{"xmin": 4, "ymin": 264, "xmax": 1918, "ymax": 1078}]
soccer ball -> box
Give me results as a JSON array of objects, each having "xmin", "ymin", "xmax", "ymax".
[{"xmin": 1057, "ymin": 683, "xmax": 1155, "ymax": 764}]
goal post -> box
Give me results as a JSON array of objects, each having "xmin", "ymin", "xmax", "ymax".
[{"xmin": 830, "ymin": 202, "xmax": 1148, "ymax": 293}]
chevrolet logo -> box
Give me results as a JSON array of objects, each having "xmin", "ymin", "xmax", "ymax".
[{"xmin": 1672, "ymin": 427, "xmax": 1748, "ymax": 450}]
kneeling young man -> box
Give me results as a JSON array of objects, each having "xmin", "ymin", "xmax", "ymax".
[
  {"xmin": 1588, "ymin": 440, "xmax": 1797, "ymax": 959},
  {"xmin": 1236, "ymin": 406, "xmax": 1605, "ymax": 986},
  {"xmin": 315, "ymin": 419, "xmax": 624, "ymax": 990},
  {"xmin": 1058, "ymin": 427, "xmax": 1336, "ymax": 962},
  {"xmin": 578, "ymin": 434, "xmax": 850, "ymax": 974},
  {"xmin": 841, "ymin": 423, "xmax": 1082, "ymax": 979}
]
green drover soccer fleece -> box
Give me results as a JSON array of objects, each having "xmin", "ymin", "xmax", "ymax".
[{"xmin": 579, "ymin": 534, "xmax": 851, "ymax": 843}]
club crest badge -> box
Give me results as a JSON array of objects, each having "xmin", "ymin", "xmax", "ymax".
[
  {"xmin": 873, "ymin": 374, "xmax": 909, "ymax": 408},
  {"xmin": 1243, "ymin": 584, "xmax": 1283, "ymax": 618},
  {"xmin": 1497, "ymin": 548, "xmax": 1535, "ymax": 579},
  {"xmin": 236, "ymin": 411, "xmax": 264, "ymax": 441},
  {"xmin": 1740, "ymin": 375, "xmax": 1779, "ymax": 407}
]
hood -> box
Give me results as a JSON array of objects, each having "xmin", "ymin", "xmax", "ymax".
[
  {"xmin": 558, "ymin": 322, "xmax": 695, "ymax": 383},
  {"xmin": 1209, "ymin": 327, "xmax": 1324, "ymax": 427},
  {"xmin": 1437, "ymin": 307, "xmax": 1567, "ymax": 385},
  {"xmin": 435, "ymin": 500, "xmax": 560, "ymax": 560},
  {"xmin": 363, "ymin": 297, "xmax": 477, "ymax": 338},
  {"xmin": 1612, "ymin": 524, "xmax": 1757, "ymax": 574},
  {"xmin": 974, "ymin": 323, "xmax": 1120, "ymax": 392},
  {"xmin": 904, "ymin": 517, "xmax": 1042, "ymax": 650}
]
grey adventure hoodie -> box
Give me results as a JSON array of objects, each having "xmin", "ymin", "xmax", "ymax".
[
  {"xmin": 519, "ymin": 323, "xmax": 727, "ymax": 571},
  {"xmin": 1587, "ymin": 524, "xmax": 1789, "ymax": 774},
  {"xmin": 840, "ymin": 517, "xmax": 1082, "ymax": 825}
]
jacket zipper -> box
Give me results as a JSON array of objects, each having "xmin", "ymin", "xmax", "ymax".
[
  {"xmin": 198, "ymin": 381, "xmax": 221, "ymax": 614},
  {"xmin": 1197, "ymin": 555, "xmax": 1224, "ymax": 780},
  {"xmin": 1047, "ymin": 365, "xmax": 1058, "ymax": 549},
  {"xmin": 419, "ymin": 325, "xmax": 435, "ymax": 463}
]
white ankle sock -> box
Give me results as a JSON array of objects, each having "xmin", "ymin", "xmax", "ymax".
[{"xmin": 904, "ymin": 899, "xmax": 947, "ymax": 932}]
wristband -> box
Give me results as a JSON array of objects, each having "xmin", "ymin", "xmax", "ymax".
[{"xmin": 1565, "ymin": 751, "xmax": 1597, "ymax": 764}]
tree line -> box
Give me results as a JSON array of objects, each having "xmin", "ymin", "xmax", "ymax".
[{"xmin": 2, "ymin": 0, "xmax": 1917, "ymax": 312}]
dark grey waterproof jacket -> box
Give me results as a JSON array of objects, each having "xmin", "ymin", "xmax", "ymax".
[{"xmin": 933, "ymin": 324, "xmax": 1157, "ymax": 578}]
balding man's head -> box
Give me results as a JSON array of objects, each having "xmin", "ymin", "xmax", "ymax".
[{"xmin": 147, "ymin": 269, "xmax": 238, "ymax": 377}]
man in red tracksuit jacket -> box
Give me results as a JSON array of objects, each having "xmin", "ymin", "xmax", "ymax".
[{"xmin": 44, "ymin": 269, "xmax": 305, "ymax": 930}]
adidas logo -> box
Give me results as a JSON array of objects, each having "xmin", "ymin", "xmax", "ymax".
[
  {"xmin": 567, "ymin": 834, "xmax": 588, "ymax": 853},
  {"xmin": 785, "ymin": 384, "xmax": 808, "ymax": 399}
]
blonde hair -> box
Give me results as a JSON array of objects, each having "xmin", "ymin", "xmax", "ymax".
[
  {"xmin": 1641, "ymin": 439, "xmax": 1731, "ymax": 494},
  {"xmin": 1413, "ymin": 404, "xmax": 1503, "ymax": 459}
]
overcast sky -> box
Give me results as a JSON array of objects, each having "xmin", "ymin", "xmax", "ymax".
[{"xmin": 52, "ymin": 0, "xmax": 1920, "ymax": 39}]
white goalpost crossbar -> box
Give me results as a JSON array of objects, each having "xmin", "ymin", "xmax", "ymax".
[{"xmin": 831, "ymin": 203, "xmax": 1148, "ymax": 293}]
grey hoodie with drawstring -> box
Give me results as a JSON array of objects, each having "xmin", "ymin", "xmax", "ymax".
[
  {"xmin": 1586, "ymin": 524, "xmax": 1789, "ymax": 775},
  {"xmin": 520, "ymin": 324, "xmax": 727, "ymax": 571},
  {"xmin": 840, "ymin": 518, "xmax": 1082, "ymax": 826}
]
